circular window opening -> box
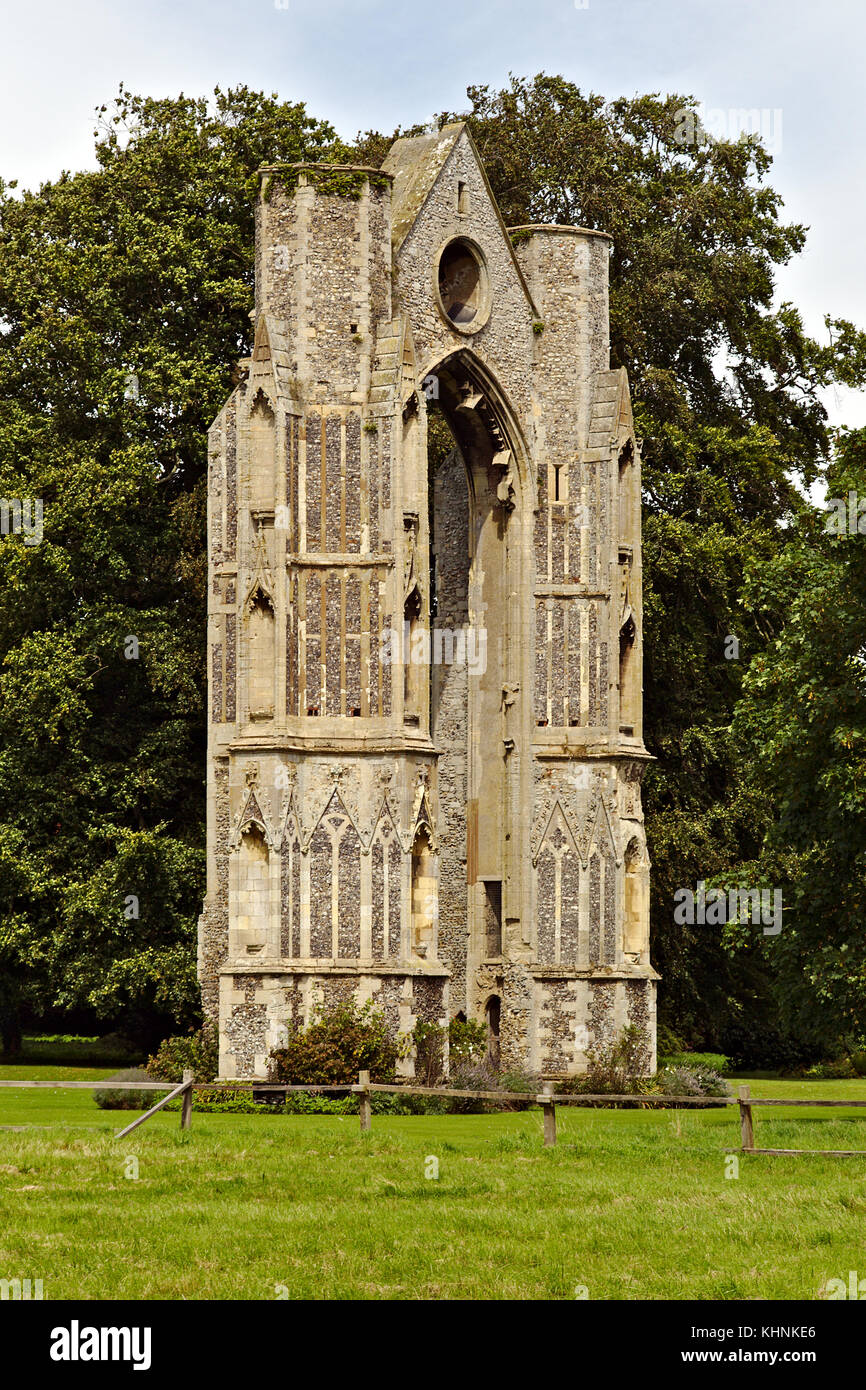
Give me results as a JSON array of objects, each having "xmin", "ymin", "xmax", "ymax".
[{"xmin": 438, "ymin": 239, "xmax": 486, "ymax": 327}]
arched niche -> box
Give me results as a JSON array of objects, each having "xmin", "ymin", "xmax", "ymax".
[
  {"xmin": 623, "ymin": 835, "xmax": 649, "ymax": 962},
  {"xmin": 410, "ymin": 825, "xmax": 437, "ymax": 958},
  {"xmin": 619, "ymin": 611, "xmax": 638, "ymax": 734},
  {"xmin": 247, "ymin": 588, "xmax": 275, "ymax": 720},
  {"xmin": 248, "ymin": 390, "xmax": 276, "ymax": 511},
  {"xmin": 238, "ymin": 820, "xmax": 270, "ymax": 954}
]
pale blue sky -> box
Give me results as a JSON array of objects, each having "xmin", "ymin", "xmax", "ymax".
[{"xmin": 2, "ymin": 0, "xmax": 863, "ymax": 425}]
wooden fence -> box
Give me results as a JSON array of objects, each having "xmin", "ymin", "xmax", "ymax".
[
  {"xmin": 0, "ymin": 1074, "xmax": 196, "ymax": 1140},
  {"xmin": 3, "ymin": 1075, "xmax": 866, "ymax": 1152},
  {"xmin": 737, "ymin": 1084, "xmax": 866, "ymax": 1157},
  {"xmin": 0, "ymin": 1071, "xmax": 729, "ymax": 1144}
]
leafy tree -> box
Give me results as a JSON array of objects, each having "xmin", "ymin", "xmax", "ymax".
[
  {"xmin": 732, "ymin": 429, "xmax": 866, "ymax": 1051},
  {"xmin": 358, "ymin": 77, "xmax": 866, "ymax": 1047},
  {"xmin": 0, "ymin": 86, "xmax": 343, "ymax": 1047},
  {"xmin": 2, "ymin": 74, "xmax": 865, "ymax": 1057}
]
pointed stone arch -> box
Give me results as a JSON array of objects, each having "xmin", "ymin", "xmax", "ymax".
[
  {"xmin": 533, "ymin": 799, "xmax": 582, "ymax": 967},
  {"xmin": 371, "ymin": 797, "xmax": 402, "ymax": 961},
  {"xmin": 419, "ymin": 346, "xmax": 537, "ymax": 512},
  {"xmin": 230, "ymin": 786, "xmax": 277, "ymax": 851},
  {"xmin": 622, "ymin": 831, "xmax": 650, "ymax": 963},
  {"xmin": 306, "ymin": 788, "xmax": 363, "ymax": 961},
  {"xmin": 247, "ymin": 387, "xmax": 277, "ymax": 514},
  {"xmin": 417, "ymin": 347, "xmax": 534, "ymax": 1001},
  {"xmin": 280, "ymin": 780, "xmax": 303, "ymax": 959},
  {"xmin": 410, "ymin": 822, "xmax": 437, "ymax": 959}
]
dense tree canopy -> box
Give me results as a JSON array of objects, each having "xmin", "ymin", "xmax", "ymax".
[
  {"xmin": 732, "ymin": 428, "xmax": 866, "ymax": 1053},
  {"xmin": 0, "ymin": 87, "xmax": 344, "ymax": 1048},
  {"xmin": 1, "ymin": 75, "xmax": 864, "ymax": 1059},
  {"xmin": 403, "ymin": 76, "xmax": 866, "ymax": 1057}
]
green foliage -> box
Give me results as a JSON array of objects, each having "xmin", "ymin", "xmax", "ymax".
[
  {"xmin": 731, "ymin": 428, "xmax": 866, "ymax": 1051},
  {"xmin": 184, "ymin": 1083, "xmax": 357, "ymax": 1115},
  {"xmin": 448, "ymin": 1017, "xmax": 487, "ymax": 1067},
  {"xmin": 146, "ymin": 1024, "xmax": 218, "ymax": 1083},
  {"xmin": 261, "ymin": 164, "xmax": 390, "ymax": 202},
  {"xmin": 803, "ymin": 1057, "xmax": 858, "ymax": 1081},
  {"xmin": 445, "ymin": 1060, "xmax": 539, "ymax": 1113},
  {"xmin": 411, "ymin": 1015, "xmax": 487, "ymax": 1084},
  {"xmin": 268, "ymin": 999, "xmax": 398, "ymax": 1085},
  {"xmin": 655, "ymin": 1064, "xmax": 731, "ymax": 1098},
  {"xmin": 4, "ymin": 1033, "xmax": 140, "ymax": 1066},
  {"xmin": 0, "ymin": 85, "xmax": 342, "ymax": 1044},
  {"xmin": 189, "ymin": 1086, "xmax": 453, "ymax": 1116},
  {"xmin": 558, "ymin": 1025, "xmax": 653, "ymax": 1095},
  {"xmin": 655, "ymin": 1022, "xmax": 685, "ymax": 1056},
  {"xmin": 412, "ymin": 1019, "xmax": 446, "ymax": 1086},
  {"xmin": 93, "ymin": 1067, "xmax": 164, "ymax": 1110},
  {"xmin": 659, "ymin": 1051, "xmax": 730, "ymax": 1075}
]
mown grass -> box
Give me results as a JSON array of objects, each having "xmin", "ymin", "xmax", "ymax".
[{"xmin": 1, "ymin": 1072, "xmax": 865, "ymax": 1300}]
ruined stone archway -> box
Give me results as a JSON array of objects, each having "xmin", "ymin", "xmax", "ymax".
[
  {"xmin": 418, "ymin": 348, "xmax": 534, "ymax": 1025},
  {"xmin": 201, "ymin": 122, "xmax": 658, "ymax": 1082}
]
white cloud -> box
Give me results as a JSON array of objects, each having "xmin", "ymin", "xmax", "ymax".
[{"xmin": 1, "ymin": 0, "xmax": 863, "ymax": 424}]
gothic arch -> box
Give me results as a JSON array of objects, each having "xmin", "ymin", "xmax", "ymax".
[
  {"xmin": 622, "ymin": 832, "xmax": 650, "ymax": 962},
  {"xmin": 410, "ymin": 824, "xmax": 437, "ymax": 958},
  {"xmin": 371, "ymin": 798, "xmax": 402, "ymax": 961},
  {"xmin": 413, "ymin": 344, "xmax": 534, "ymax": 1005},
  {"xmin": 418, "ymin": 346, "xmax": 536, "ymax": 512},
  {"xmin": 230, "ymin": 785, "xmax": 277, "ymax": 851},
  {"xmin": 307, "ymin": 789, "xmax": 363, "ymax": 960}
]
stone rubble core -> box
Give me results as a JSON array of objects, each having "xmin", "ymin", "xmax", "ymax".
[{"xmin": 199, "ymin": 125, "xmax": 658, "ymax": 1081}]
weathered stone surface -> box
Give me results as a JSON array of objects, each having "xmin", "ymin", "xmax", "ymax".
[{"xmin": 201, "ymin": 124, "xmax": 658, "ymax": 1080}]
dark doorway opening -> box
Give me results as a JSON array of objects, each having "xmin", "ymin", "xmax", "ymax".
[{"xmin": 486, "ymin": 994, "xmax": 501, "ymax": 1069}]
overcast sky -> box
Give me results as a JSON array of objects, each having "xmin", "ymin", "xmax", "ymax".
[{"xmin": 1, "ymin": 0, "xmax": 863, "ymax": 427}]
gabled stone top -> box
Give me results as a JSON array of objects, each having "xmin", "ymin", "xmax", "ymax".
[
  {"xmin": 250, "ymin": 313, "xmax": 294, "ymax": 401},
  {"xmin": 382, "ymin": 124, "xmax": 466, "ymax": 251},
  {"xmin": 584, "ymin": 368, "xmax": 634, "ymax": 460},
  {"xmin": 383, "ymin": 123, "xmax": 541, "ymax": 319}
]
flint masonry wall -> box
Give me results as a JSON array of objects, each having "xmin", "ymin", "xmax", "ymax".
[
  {"xmin": 200, "ymin": 124, "xmax": 657, "ymax": 1081},
  {"xmin": 430, "ymin": 444, "xmax": 471, "ymax": 1017}
]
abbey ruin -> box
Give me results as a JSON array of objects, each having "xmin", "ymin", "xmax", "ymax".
[{"xmin": 199, "ymin": 123, "xmax": 657, "ymax": 1079}]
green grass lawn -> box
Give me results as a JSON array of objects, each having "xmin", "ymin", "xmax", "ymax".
[{"xmin": 2, "ymin": 1069, "xmax": 866, "ymax": 1300}]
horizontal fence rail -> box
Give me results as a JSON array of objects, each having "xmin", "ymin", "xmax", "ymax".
[
  {"xmin": 737, "ymin": 1084, "xmax": 866, "ymax": 1158},
  {"xmin": 3, "ymin": 1074, "xmax": 866, "ymax": 1152},
  {"xmin": 0, "ymin": 1073, "xmax": 195, "ymax": 1139},
  {"xmin": 0, "ymin": 1080, "xmax": 178, "ymax": 1089}
]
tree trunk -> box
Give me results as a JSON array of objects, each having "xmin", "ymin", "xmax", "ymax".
[{"xmin": 1, "ymin": 1018, "xmax": 22, "ymax": 1057}]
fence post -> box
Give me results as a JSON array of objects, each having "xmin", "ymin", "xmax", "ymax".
[
  {"xmin": 738, "ymin": 1084, "xmax": 754, "ymax": 1151},
  {"xmin": 542, "ymin": 1082, "xmax": 557, "ymax": 1148},
  {"xmin": 181, "ymin": 1070, "xmax": 194, "ymax": 1131},
  {"xmin": 359, "ymin": 1070, "xmax": 371, "ymax": 1133}
]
